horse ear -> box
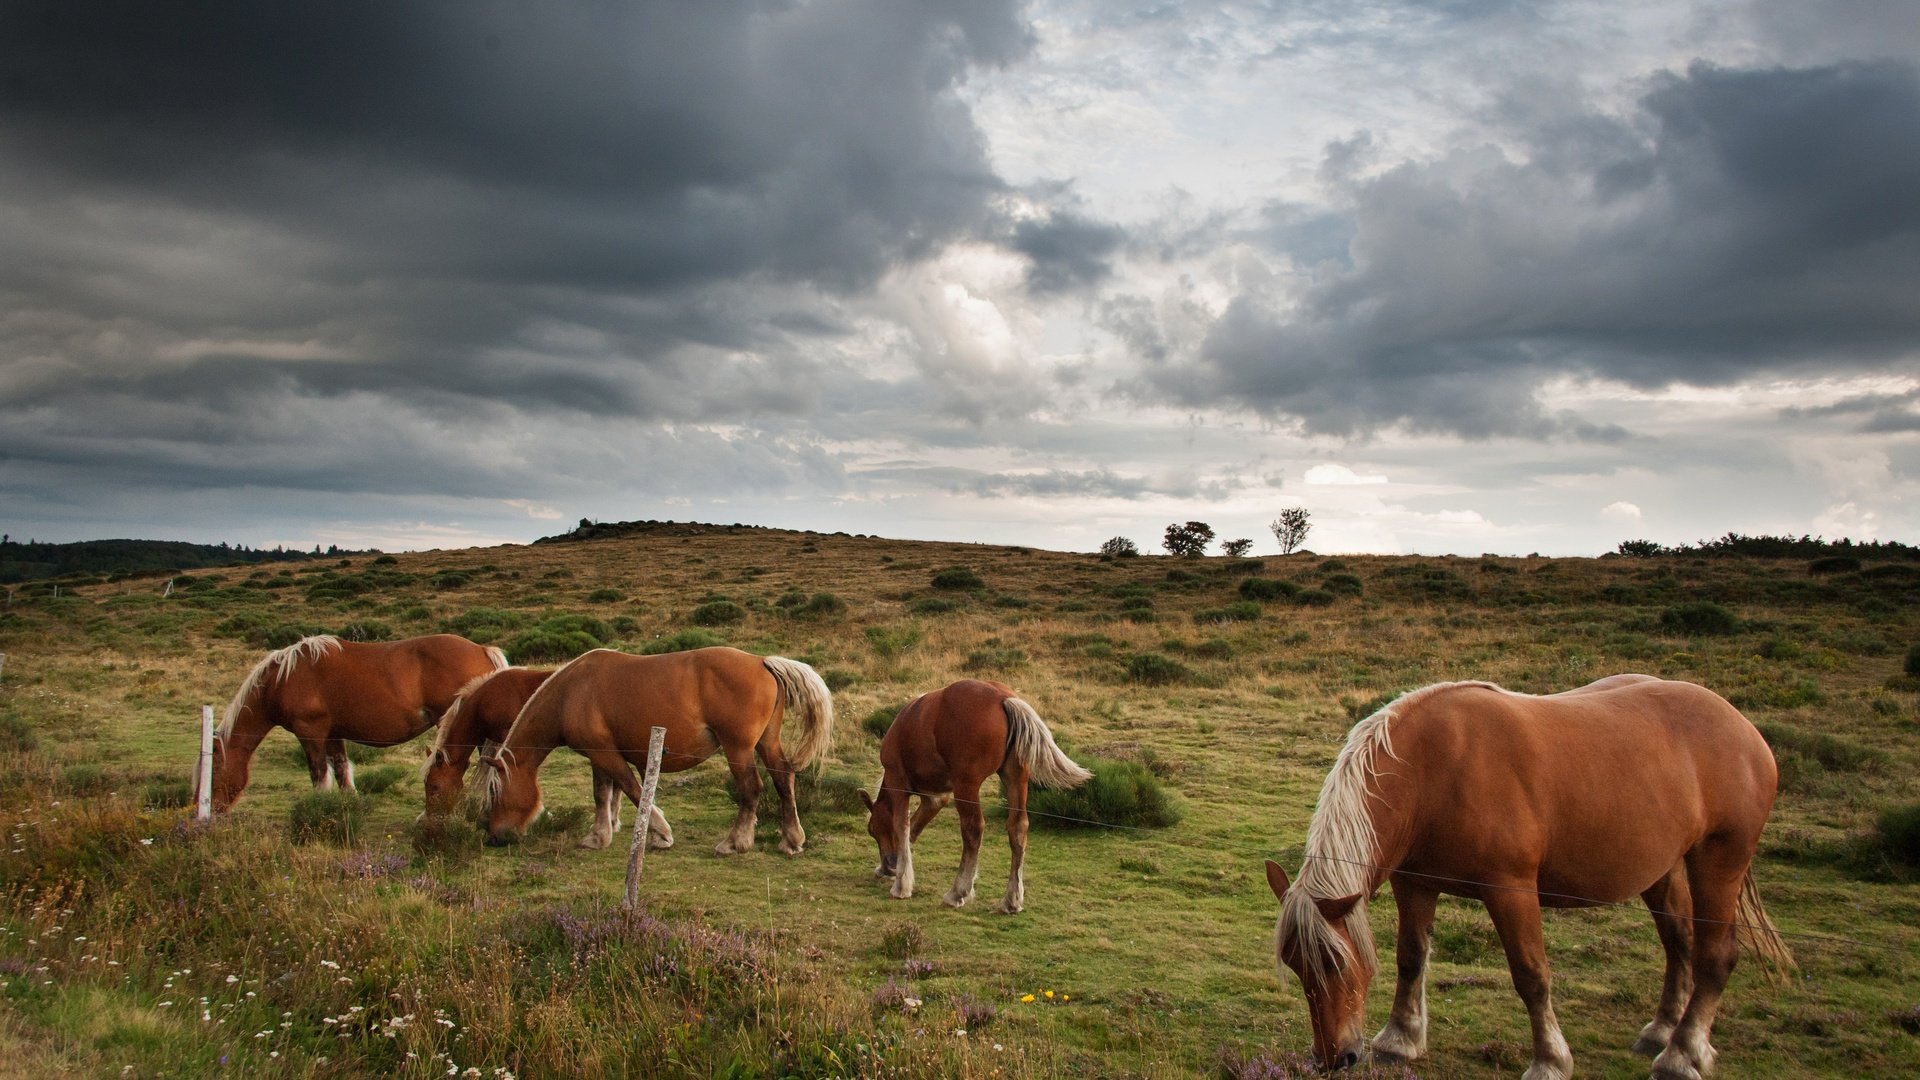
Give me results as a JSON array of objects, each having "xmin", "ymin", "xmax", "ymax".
[
  {"xmin": 1314, "ymin": 892, "xmax": 1363, "ymax": 923},
  {"xmin": 1264, "ymin": 860, "xmax": 1290, "ymax": 901},
  {"xmin": 858, "ymin": 789, "xmax": 874, "ymax": 812}
]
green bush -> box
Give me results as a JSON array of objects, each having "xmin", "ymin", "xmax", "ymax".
[
  {"xmin": 585, "ymin": 587, "xmax": 624, "ymax": 603},
  {"xmin": 930, "ymin": 567, "xmax": 985, "ymax": 590},
  {"xmin": 444, "ymin": 606, "xmax": 532, "ymax": 641},
  {"xmin": 431, "ymin": 570, "xmax": 473, "ymax": 589},
  {"xmin": 641, "ymin": 628, "xmax": 727, "ymax": 655},
  {"xmin": 1238, "ymin": 578, "xmax": 1299, "ymax": 601},
  {"xmin": 1294, "ymin": 589, "xmax": 1336, "ymax": 607},
  {"xmin": 141, "ymin": 777, "xmax": 194, "ymax": 810},
  {"xmin": 863, "ymin": 625, "xmax": 922, "ymax": 657},
  {"xmin": 1, "ymin": 712, "xmax": 37, "ymax": 753},
  {"xmin": 1026, "ymin": 758, "xmax": 1180, "ymax": 830},
  {"xmin": 862, "ymin": 704, "xmax": 902, "ymax": 739},
  {"xmin": 505, "ymin": 628, "xmax": 601, "ymax": 663},
  {"xmin": 1322, "ymin": 573, "xmax": 1364, "ymax": 596},
  {"xmin": 1807, "ymin": 556, "xmax": 1861, "ymax": 575},
  {"xmin": 907, "ymin": 597, "xmax": 960, "ymax": 615},
  {"xmin": 1661, "ymin": 601, "xmax": 1740, "ymax": 636},
  {"xmin": 61, "ymin": 763, "xmax": 112, "ymax": 795},
  {"xmin": 1118, "ymin": 594, "xmax": 1155, "ymax": 613},
  {"xmin": 789, "ymin": 592, "xmax": 845, "ymax": 618},
  {"xmin": 1875, "ymin": 802, "xmax": 1920, "ymax": 867},
  {"xmin": 690, "ymin": 600, "xmax": 747, "ymax": 626},
  {"xmin": 1127, "ymin": 653, "xmax": 1192, "ymax": 685},
  {"xmin": 287, "ymin": 790, "xmax": 367, "ymax": 845},
  {"xmin": 965, "ymin": 646, "xmax": 1027, "ymax": 672},
  {"xmin": 1907, "ymin": 643, "xmax": 1920, "ymax": 678},
  {"xmin": 354, "ymin": 764, "xmax": 410, "ymax": 796},
  {"xmin": 335, "ymin": 620, "xmax": 393, "ymax": 642}
]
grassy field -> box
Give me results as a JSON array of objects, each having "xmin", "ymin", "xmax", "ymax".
[{"xmin": 2, "ymin": 523, "xmax": 1917, "ymax": 1078}]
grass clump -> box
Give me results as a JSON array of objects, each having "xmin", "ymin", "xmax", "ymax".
[
  {"xmin": 641, "ymin": 627, "xmax": 727, "ymax": 654},
  {"xmin": 287, "ymin": 790, "xmax": 367, "ymax": 845},
  {"xmin": 690, "ymin": 599, "xmax": 747, "ymax": 626},
  {"xmin": 353, "ymin": 763, "xmax": 410, "ymax": 796},
  {"xmin": 1907, "ymin": 642, "xmax": 1920, "ymax": 677},
  {"xmin": 585, "ymin": 587, "xmax": 624, "ymax": 603},
  {"xmin": 1127, "ymin": 653, "xmax": 1192, "ymax": 686},
  {"xmin": 1026, "ymin": 757, "xmax": 1180, "ymax": 830},
  {"xmin": 863, "ymin": 625, "xmax": 922, "ymax": 658},
  {"xmin": 1322, "ymin": 573, "xmax": 1364, "ymax": 596},
  {"xmin": 907, "ymin": 596, "xmax": 960, "ymax": 615},
  {"xmin": 443, "ymin": 606, "xmax": 531, "ymax": 642},
  {"xmin": 930, "ymin": 567, "xmax": 985, "ymax": 590},
  {"xmin": 506, "ymin": 613, "xmax": 610, "ymax": 662},
  {"xmin": 1194, "ymin": 602, "xmax": 1261, "ymax": 624},
  {"xmin": 787, "ymin": 592, "xmax": 846, "ymax": 618},
  {"xmin": 1874, "ymin": 802, "xmax": 1920, "ymax": 868},
  {"xmin": 1808, "ymin": 556, "xmax": 1861, "ymax": 574},
  {"xmin": 141, "ymin": 777, "xmax": 194, "ymax": 810},
  {"xmin": 1293, "ymin": 588, "xmax": 1336, "ymax": 607},
  {"xmin": 862, "ymin": 704, "xmax": 901, "ymax": 739},
  {"xmin": 1661, "ymin": 601, "xmax": 1740, "ymax": 635}
]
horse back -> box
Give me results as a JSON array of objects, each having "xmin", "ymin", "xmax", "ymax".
[
  {"xmin": 282, "ymin": 635, "xmax": 498, "ymax": 737},
  {"xmin": 526, "ymin": 647, "xmax": 779, "ymax": 770},
  {"xmin": 1390, "ymin": 679, "xmax": 1776, "ymax": 899},
  {"xmin": 881, "ymin": 679, "xmax": 1015, "ymax": 793},
  {"xmin": 464, "ymin": 667, "xmax": 553, "ymax": 744}
]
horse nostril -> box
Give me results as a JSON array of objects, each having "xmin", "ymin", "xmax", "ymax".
[{"xmin": 1333, "ymin": 1051, "xmax": 1358, "ymax": 1071}]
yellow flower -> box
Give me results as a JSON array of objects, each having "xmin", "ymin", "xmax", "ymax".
[
  {"xmin": 1020, "ymin": 994, "xmax": 1035, "ymax": 1003},
  {"xmin": 1043, "ymin": 990, "xmax": 1054, "ymax": 999},
  {"xmin": 1062, "ymin": 994, "xmax": 1070, "ymax": 1002}
]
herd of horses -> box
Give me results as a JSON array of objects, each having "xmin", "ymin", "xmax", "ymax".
[{"xmin": 200, "ymin": 631, "xmax": 1795, "ymax": 1080}]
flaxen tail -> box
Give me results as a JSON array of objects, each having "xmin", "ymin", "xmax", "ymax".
[
  {"xmin": 763, "ymin": 656, "xmax": 836, "ymax": 771},
  {"xmin": 1735, "ymin": 871, "xmax": 1797, "ymax": 983},
  {"xmin": 1003, "ymin": 697, "xmax": 1092, "ymax": 789},
  {"xmin": 483, "ymin": 645, "xmax": 510, "ymax": 672}
]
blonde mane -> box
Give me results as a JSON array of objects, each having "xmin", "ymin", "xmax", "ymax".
[
  {"xmin": 218, "ymin": 635, "xmax": 343, "ymax": 742},
  {"xmin": 423, "ymin": 669, "xmax": 499, "ymax": 774},
  {"xmin": 1278, "ymin": 681, "xmax": 1501, "ymax": 980},
  {"xmin": 481, "ymin": 650, "xmax": 609, "ymax": 813}
]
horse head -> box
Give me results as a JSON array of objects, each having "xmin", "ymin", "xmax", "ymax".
[
  {"xmin": 420, "ymin": 747, "xmax": 468, "ymax": 818},
  {"xmin": 857, "ymin": 788, "xmax": 898, "ymax": 878},
  {"xmin": 480, "ymin": 750, "xmax": 542, "ymax": 845},
  {"xmin": 1266, "ymin": 860, "xmax": 1372, "ymax": 1071}
]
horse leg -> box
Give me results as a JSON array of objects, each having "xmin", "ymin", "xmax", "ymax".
[
  {"xmin": 908, "ymin": 793, "xmax": 950, "ymax": 841},
  {"xmin": 1484, "ymin": 887, "xmax": 1574, "ymax": 1080},
  {"xmin": 325, "ymin": 738, "xmax": 355, "ymax": 793},
  {"xmin": 943, "ymin": 781, "xmax": 985, "ymax": 909},
  {"xmin": 993, "ymin": 774, "xmax": 1028, "ymax": 915},
  {"xmin": 1374, "ymin": 875, "xmax": 1439, "ymax": 1062},
  {"xmin": 1651, "ymin": 843, "xmax": 1749, "ymax": 1080},
  {"xmin": 1635, "ymin": 863, "xmax": 1695, "ymax": 1057},
  {"xmin": 581, "ymin": 767, "xmax": 620, "ymax": 850},
  {"xmin": 716, "ymin": 747, "xmax": 761, "ymax": 856},
  {"xmin": 296, "ymin": 735, "xmax": 332, "ymax": 790},
  {"xmin": 888, "ymin": 788, "xmax": 916, "ymax": 899},
  {"xmin": 756, "ymin": 738, "xmax": 806, "ymax": 857}
]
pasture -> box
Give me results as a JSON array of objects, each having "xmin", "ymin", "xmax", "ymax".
[{"xmin": 2, "ymin": 523, "xmax": 1917, "ymax": 1078}]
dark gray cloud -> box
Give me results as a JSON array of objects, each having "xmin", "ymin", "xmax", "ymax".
[
  {"xmin": 0, "ymin": 1, "xmax": 1031, "ymax": 462},
  {"xmin": 1008, "ymin": 209, "xmax": 1126, "ymax": 293},
  {"xmin": 1147, "ymin": 59, "xmax": 1920, "ymax": 437}
]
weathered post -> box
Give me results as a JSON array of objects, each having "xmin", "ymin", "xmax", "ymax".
[
  {"xmin": 623, "ymin": 726, "xmax": 668, "ymax": 910},
  {"xmin": 196, "ymin": 705, "xmax": 215, "ymax": 822}
]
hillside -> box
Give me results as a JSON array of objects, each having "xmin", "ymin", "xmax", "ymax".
[
  {"xmin": 0, "ymin": 525, "xmax": 1916, "ymax": 1077},
  {"xmin": 0, "ymin": 537, "xmax": 370, "ymax": 584}
]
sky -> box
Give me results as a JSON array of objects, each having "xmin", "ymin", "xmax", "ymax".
[{"xmin": 2, "ymin": 0, "xmax": 1917, "ymax": 557}]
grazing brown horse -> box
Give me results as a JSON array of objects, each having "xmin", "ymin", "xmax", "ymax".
[
  {"xmin": 482, "ymin": 647, "xmax": 834, "ymax": 854},
  {"xmin": 1263, "ymin": 674, "xmax": 1793, "ymax": 1080},
  {"xmin": 422, "ymin": 666, "xmax": 670, "ymax": 850},
  {"xmin": 858, "ymin": 679, "xmax": 1092, "ymax": 914},
  {"xmin": 206, "ymin": 634, "xmax": 508, "ymax": 811}
]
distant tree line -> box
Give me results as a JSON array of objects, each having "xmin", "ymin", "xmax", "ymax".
[
  {"xmin": 0, "ymin": 538, "xmax": 377, "ymax": 584},
  {"xmin": 1615, "ymin": 533, "xmax": 1920, "ymax": 560}
]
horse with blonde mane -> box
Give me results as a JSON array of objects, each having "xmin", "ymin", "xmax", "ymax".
[
  {"xmin": 205, "ymin": 633, "xmax": 508, "ymax": 811},
  {"xmin": 422, "ymin": 666, "xmax": 668, "ymax": 850},
  {"xmin": 482, "ymin": 647, "xmax": 834, "ymax": 854},
  {"xmin": 1263, "ymin": 674, "xmax": 1793, "ymax": 1080},
  {"xmin": 859, "ymin": 680, "xmax": 1091, "ymax": 914}
]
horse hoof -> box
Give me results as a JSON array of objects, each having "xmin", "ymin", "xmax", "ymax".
[
  {"xmin": 712, "ymin": 842, "xmax": 738, "ymax": 856},
  {"xmin": 992, "ymin": 901, "xmax": 1021, "ymax": 915},
  {"xmin": 578, "ymin": 834, "xmax": 610, "ymax": 850},
  {"xmin": 1633, "ymin": 1029, "xmax": 1671, "ymax": 1057},
  {"xmin": 778, "ymin": 840, "xmax": 804, "ymax": 857},
  {"xmin": 648, "ymin": 836, "xmax": 674, "ymax": 850},
  {"xmin": 942, "ymin": 891, "xmax": 971, "ymax": 908}
]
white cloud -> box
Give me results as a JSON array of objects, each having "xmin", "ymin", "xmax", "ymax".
[
  {"xmin": 1600, "ymin": 501, "xmax": 1644, "ymax": 522},
  {"xmin": 1304, "ymin": 463, "xmax": 1388, "ymax": 486}
]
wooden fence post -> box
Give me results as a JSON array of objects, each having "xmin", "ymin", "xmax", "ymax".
[
  {"xmin": 623, "ymin": 726, "xmax": 668, "ymax": 910},
  {"xmin": 196, "ymin": 705, "xmax": 215, "ymax": 822},
  {"xmin": 0, "ymin": 652, "xmax": 7, "ymax": 681}
]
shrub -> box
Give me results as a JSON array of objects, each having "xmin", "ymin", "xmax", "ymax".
[
  {"xmin": 1220, "ymin": 538, "xmax": 1254, "ymax": 558},
  {"xmin": 1100, "ymin": 536, "xmax": 1140, "ymax": 558},
  {"xmin": 335, "ymin": 620, "xmax": 393, "ymax": 642},
  {"xmin": 1875, "ymin": 802, "xmax": 1920, "ymax": 867},
  {"xmin": 354, "ymin": 764, "xmax": 410, "ymax": 796},
  {"xmin": 1617, "ymin": 539, "xmax": 1666, "ymax": 557},
  {"xmin": 1294, "ymin": 589, "xmax": 1336, "ymax": 607},
  {"xmin": 430, "ymin": 570, "xmax": 473, "ymax": 589},
  {"xmin": 1322, "ymin": 573, "xmax": 1363, "ymax": 596},
  {"xmin": 1661, "ymin": 601, "xmax": 1740, "ymax": 636},
  {"xmin": 585, "ymin": 587, "xmax": 623, "ymax": 603},
  {"xmin": 61, "ymin": 763, "xmax": 112, "ymax": 795},
  {"xmin": 1118, "ymin": 595, "xmax": 1155, "ymax": 613},
  {"xmin": 1808, "ymin": 556, "xmax": 1861, "ymax": 575},
  {"xmin": 965, "ymin": 646, "xmax": 1027, "ymax": 672},
  {"xmin": 862, "ymin": 705, "xmax": 901, "ymax": 739},
  {"xmin": 930, "ymin": 567, "xmax": 985, "ymax": 590},
  {"xmin": 444, "ymin": 606, "xmax": 532, "ymax": 641},
  {"xmin": 690, "ymin": 600, "xmax": 747, "ymax": 626},
  {"xmin": 141, "ymin": 777, "xmax": 194, "ymax": 810},
  {"xmin": 1239, "ymin": 577, "xmax": 1299, "ymax": 601},
  {"xmin": 864, "ymin": 625, "xmax": 922, "ymax": 658},
  {"xmin": 1127, "ymin": 653, "xmax": 1192, "ymax": 685},
  {"xmin": 641, "ymin": 627, "xmax": 726, "ymax": 655},
  {"xmin": 790, "ymin": 592, "xmax": 845, "ymax": 618},
  {"xmin": 1907, "ymin": 643, "xmax": 1920, "ymax": 678},
  {"xmin": 505, "ymin": 627, "xmax": 602, "ymax": 663},
  {"xmin": 288, "ymin": 790, "xmax": 367, "ymax": 845},
  {"xmin": 1027, "ymin": 757, "xmax": 1180, "ymax": 830},
  {"xmin": 262, "ymin": 623, "xmax": 331, "ymax": 649},
  {"xmin": 907, "ymin": 597, "xmax": 960, "ymax": 615},
  {"xmin": 371, "ymin": 555, "xmax": 399, "ymax": 565},
  {"xmin": 1194, "ymin": 602, "xmax": 1261, "ymax": 624}
]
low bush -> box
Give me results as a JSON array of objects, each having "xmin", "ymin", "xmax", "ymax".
[
  {"xmin": 1875, "ymin": 802, "xmax": 1920, "ymax": 867},
  {"xmin": 641, "ymin": 627, "xmax": 726, "ymax": 655},
  {"xmin": 1808, "ymin": 556, "xmax": 1861, "ymax": 575},
  {"xmin": 141, "ymin": 777, "xmax": 193, "ymax": 810},
  {"xmin": 287, "ymin": 790, "xmax": 367, "ymax": 845},
  {"xmin": 507, "ymin": 614, "xmax": 611, "ymax": 662},
  {"xmin": 965, "ymin": 646, "xmax": 1027, "ymax": 672},
  {"xmin": 1322, "ymin": 573, "xmax": 1364, "ymax": 596},
  {"xmin": 1907, "ymin": 643, "xmax": 1920, "ymax": 677},
  {"xmin": 907, "ymin": 597, "xmax": 960, "ymax": 615},
  {"xmin": 863, "ymin": 625, "xmax": 922, "ymax": 658},
  {"xmin": 1294, "ymin": 589, "xmax": 1336, "ymax": 607},
  {"xmin": 690, "ymin": 600, "xmax": 747, "ymax": 626},
  {"xmin": 335, "ymin": 620, "xmax": 393, "ymax": 642},
  {"xmin": 788, "ymin": 592, "xmax": 846, "ymax": 618},
  {"xmin": 930, "ymin": 567, "xmax": 985, "ymax": 590},
  {"xmin": 1661, "ymin": 601, "xmax": 1740, "ymax": 636},
  {"xmin": 1026, "ymin": 757, "xmax": 1181, "ymax": 830},
  {"xmin": 443, "ymin": 606, "xmax": 532, "ymax": 641},
  {"xmin": 354, "ymin": 763, "xmax": 410, "ymax": 796},
  {"xmin": 585, "ymin": 587, "xmax": 624, "ymax": 603},
  {"xmin": 1127, "ymin": 653, "xmax": 1192, "ymax": 685},
  {"xmin": 862, "ymin": 704, "xmax": 902, "ymax": 739},
  {"xmin": 1194, "ymin": 602, "xmax": 1261, "ymax": 624},
  {"xmin": 1238, "ymin": 578, "xmax": 1298, "ymax": 601}
]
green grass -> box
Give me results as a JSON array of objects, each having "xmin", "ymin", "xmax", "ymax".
[{"xmin": 1, "ymin": 531, "xmax": 1917, "ymax": 1078}]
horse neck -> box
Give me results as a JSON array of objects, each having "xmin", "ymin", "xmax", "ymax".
[{"xmin": 1301, "ymin": 714, "xmax": 1415, "ymax": 897}]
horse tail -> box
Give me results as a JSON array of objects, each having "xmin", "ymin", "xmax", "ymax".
[
  {"xmin": 218, "ymin": 634, "xmax": 343, "ymax": 742},
  {"xmin": 762, "ymin": 656, "xmax": 835, "ymax": 771},
  {"xmin": 483, "ymin": 645, "xmax": 510, "ymax": 671},
  {"xmin": 1003, "ymin": 697, "xmax": 1092, "ymax": 790},
  {"xmin": 1735, "ymin": 870, "xmax": 1797, "ymax": 983}
]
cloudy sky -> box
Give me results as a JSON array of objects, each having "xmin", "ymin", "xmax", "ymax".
[{"xmin": 3, "ymin": 1, "xmax": 1917, "ymax": 556}]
